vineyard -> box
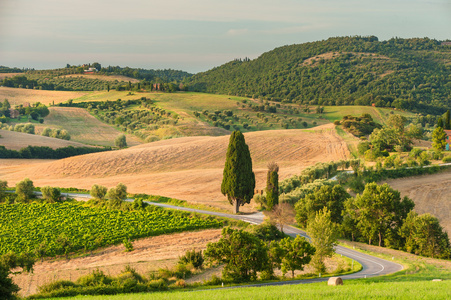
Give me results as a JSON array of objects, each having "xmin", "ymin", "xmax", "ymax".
[{"xmin": 0, "ymin": 202, "xmax": 222, "ymax": 256}]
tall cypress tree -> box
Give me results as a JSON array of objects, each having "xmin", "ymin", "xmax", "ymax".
[
  {"xmin": 221, "ymin": 131, "xmax": 255, "ymax": 214},
  {"xmin": 266, "ymin": 162, "xmax": 279, "ymax": 211}
]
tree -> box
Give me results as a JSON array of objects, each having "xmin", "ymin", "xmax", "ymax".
[
  {"xmin": 277, "ymin": 236, "xmax": 315, "ymax": 278},
  {"xmin": 90, "ymin": 184, "xmax": 108, "ymax": 200},
  {"xmin": 266, "ymin": 203, "xmax": 295, "ymax": 233},
  {"xmin": 115, "ymin": 134, "xmax": 127, "ymax": 149},
  {"xmin": 295, "ymin": 185, "xmax": 349, "ymax": 228},
  {"xmin": 0, "ymin": 180, "xmax": 7, "ymax": 201},
  {"xmin": 106, "ymin": 183, "xmax": 127, "ymax": 207},
  {"xmin": 432, "ymin": 126, "xmax": 447, "ymax": 151},
  {"xmin": 346, "ymin": 183, "xmax": 414, "ymax": 247},
  {"xmin": 221, "ymin": 131, "xmax": 255, "ymax": 213},
  {"xmin": 387, "ymin": 114, "xmax": 407, "ymax": 133},
  {"xmin": 0, "ymin": 252, "xmax": 35, "ymax": 299},
  {"xmin": 204, "ymin": 227, "xmax": 270, "ymax": 282},
  {"xmin": 15, "ymin": 178, "xmax": 34, "ymax": 202},
  {"xmin": 400, "ymin": 212, "xmax": 450, "ymax": 259},
  {"xmin": 307, "ymin": 208, "xmax": 338, "ymax": 273},
  {"xmin": 265, "ymin": 162, "xmax": 279, "ymax": 210},
  {"xmin": 41, "ymin": 186, "xmax": 61, "ymax": 202}
]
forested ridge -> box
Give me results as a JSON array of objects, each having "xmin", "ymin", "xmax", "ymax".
[{"xmin": 188, "ymin": 36, "xmax": 451, "ymax": 114}]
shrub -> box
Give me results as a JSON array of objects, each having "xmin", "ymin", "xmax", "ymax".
[
  {"xmin": 443, "ymin": 156, "xmax": 451, "ymax": 163},
  {"xmin": 178, "ymin": 249, "xmax": 204, "ymax": 269},
  {"xmin": 76, "ymin": 269, "xmax": 113, "ymax": 287},
  {"xmin": 41, "ymin": 186, "xmax": 61, "ymax": 203},
  {"xmin": 38, "ymin": 280, "xmax": 78, "ymax": 294}
]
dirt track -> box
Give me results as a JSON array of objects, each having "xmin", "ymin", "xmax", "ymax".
[{"xmin": 0, "ymin": 124, "xmax": 350, "ymax": 212}]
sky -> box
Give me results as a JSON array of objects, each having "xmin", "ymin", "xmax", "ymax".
[{"xmin": 1, "ymin": 0, "xmax": 451, "ymax": 73}]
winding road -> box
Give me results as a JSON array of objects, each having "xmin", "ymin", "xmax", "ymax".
[{"xmin": 30, "ymin": 191, "xmax": 404, "ymax": 284}]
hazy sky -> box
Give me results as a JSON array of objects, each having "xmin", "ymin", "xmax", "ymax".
[{"xmin": 1, "ymin": 0, "xmax": 450, "ymax": 73}]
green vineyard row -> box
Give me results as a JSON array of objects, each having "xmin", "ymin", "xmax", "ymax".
[{"xmin": 0, "ymin": 202, "xmax": 222, "ymax": 256}]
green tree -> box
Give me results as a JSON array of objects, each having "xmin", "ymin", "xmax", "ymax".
[
  {"xmin": 400, "ymin": 212, "xmax": 450, "ymax": 259},
  {"xmin": 0, "ymin": 180, "xmax": 7, "ymax": 201},
  {"xmin": 307, "ymin": 208, "xmax": 338, "ymax": 273},
  {"xmin": 432, "ymin": 126, "xmax": 447, "ymax": 151},
  {"xmin": 277, "ymin": 236, "xmax": 315, "ymax": 278},
  {"xmin": 15, "ymin": 178, "xmax": 35, "ymax": 202},
  {"xmin": 41, "ymin": 186, "xmax": 61, "ymax": 202},
  {"xmin": 0, "ymin": 252, "xmax": 36, "ymax": 299},
  {"xmin": 295, "ymin": 185, "xmax": 349, "ymax": 228},
  {"xmin": 204, "ymin": 227, "xmax": 269, "ymax": 282},
  {"xmin": 90, "ymin": 184, "xmax": 108, "ymax": 200},
  {"xmin": 346, "ymin": 183, "xmax": 414, "ymax": 247},
  {"xmin": 115, "ymin": 134, "xmax": 127, "ymax": 149},
  {"xmin": 265, "ymin": 162, "xmax": 279, "ymax": 210},
  {"xmin": 106, "ymin": 183, "xmax": 127, "ymax": 207},
  {"xmin": 221, "ymin": 131, "xmax": 255, "ymax": 214}
]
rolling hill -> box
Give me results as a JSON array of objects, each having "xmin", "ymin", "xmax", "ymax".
[
  {"xmin": 188, "ymin": 36, "xmax": 451, "ymax": 114},
  {"xmin": 0, "ymin": 124, "xmax": 350, "ymax": 212}
]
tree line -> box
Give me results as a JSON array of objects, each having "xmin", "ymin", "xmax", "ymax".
[{"xmin": 0, "ymin": 145, "xmax": 111, "ymax": 159}]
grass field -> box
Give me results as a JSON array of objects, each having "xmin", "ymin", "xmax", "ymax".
[
  {"xmin": 37, "ymin": 107, "xmax": 142, "ymax": 147},
  {"xmin": 0, "ymin": 86, "xmax": 91, "ymax": 106}
]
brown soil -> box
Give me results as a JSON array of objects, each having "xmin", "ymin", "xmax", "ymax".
[
  {"xmin": 0, "ymin": 124, "xmax": 350, "ymax": 212},
  {"xmin": 13, "ymin": 229, "xmax": 223, "ymax": 297},
  {"xmin": 0, "ymin": 129, "xmax": 92, "ymax": 150},
  {"xmin": 383, "ymin": 169, "xmax": 451, "ymax": 235}
]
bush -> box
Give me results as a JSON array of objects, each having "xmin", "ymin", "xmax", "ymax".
[
  {"xmin": 38, "ymin": 280, "xmax": 78, "ymax": 294},
  {"xmin": 41, "ymin": 186, "xmax": 61, "ymax": 203},
  {"xmin": 178, "ymin": 249, "xmax": 204, "ymax": 269},
  {"xmin": 443, "ymin": 156, "xmax": 451, "ymax": 163}
]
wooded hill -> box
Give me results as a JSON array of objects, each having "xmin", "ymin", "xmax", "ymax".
[{"xmin": 188, "ymin": 36, "xmax": 451, "ymax": 115}]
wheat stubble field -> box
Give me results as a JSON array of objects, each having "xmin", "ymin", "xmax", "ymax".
[{"xmin": 0, "ymin": 124, "xmax": 350, "ymax": 212}]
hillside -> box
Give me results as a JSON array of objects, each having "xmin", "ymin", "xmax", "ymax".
[
  {"xmin": 0, "ymin": 86, "xmax": 90, "ymax": 105},
  {"xmin": 384, "ymin": 169, "xmax": 451, "ymax": 235},
  {"xmin": 0, "ymin": 125, "xmax": 350, "ymax": 212},
  {"xmin": 188, "ymin": 36, "xmax": 451, "ymax": 114},
  {"xmin": 0, "ymin": 129, "xmax": 93, "ymax": 150}
]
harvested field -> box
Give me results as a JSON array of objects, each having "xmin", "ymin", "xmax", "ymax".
[
  {"xmin": 0, "ymin": 129, "xmax": 91, "ymax": 150},
  {"xmin": 38, "ymin": 107, "xmax": 142, "ymax": 147},
  {"xmin": 60, "ymin": 74, "xmax": 140, "ymax": 83},
  {"xmin": 0, "ymin": 73, "xmax": 23, "ymax": 80},
  {"xmin": 0, "ymin": 87, "xmax": 90, "ymax": 105},
  {"xmin": 383, "ymin": 169, "xmax": 451, "ymax": 235},
  {"xmin": 0, "ymin": 124, "xmax": 350, "ymax": 212},
  {"xmin": 12, "ymin": 229, "xmax": 223, "ymax": 297}
]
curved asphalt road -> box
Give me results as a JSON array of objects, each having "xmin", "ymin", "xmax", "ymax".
[
  {"xmin": 135, "ymin": 200, "xmax": 404, "ymax": 283},
  {"xmin": 30, "ymin": 192, "xmax": 404, "ymax": 284}
]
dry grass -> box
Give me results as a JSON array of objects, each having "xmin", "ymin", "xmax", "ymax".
[
  {"xmin": 0, "ymin": 87, "xmax": 90, "ymax": 106},
  {"xmin": 383, "ymin": 169, "xmax": 451, "ymax": 235},
  {"xmin": 60, "ymin": 74, "xmax": 140, "ymax": 83},
  {"xmin": 0, "ymin": 124, "xmax": 350, "ymax": 212},
  {"xmin": 0, "ymin": 129, "xmax": 91, "ymax": 150},
  {"xmin": 12, "ymin": 229, "xmax": 223, "ymax": 297},
  {"xmin": 0, "ymin": 73, "xmax": 23, "ymax": 80},
  {"xmin": 37, "ymin": 107, "xmax": 142, "ymax": 147}
]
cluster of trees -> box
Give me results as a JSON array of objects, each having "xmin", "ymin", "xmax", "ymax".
[
  {"xmin": 358, "ymin": 114, "xmax": 424, "ymax": 160},
  {"xmin": 0, "ymin": 178, "xmax": 62, "ymax": 204},
  {"xmin": 41, "ymin": 127, "xmax": 71, "ymax": 140},
  {"xmin": 0, "ymin": 99, "xmax": 49, "ymax": 123},
  {"xmin": 188, "ymin": 36, "xmax": 451, "ymax": 114},
  {"xmin": 0, "ymin": 123, "xmax": 35, "ymax": 134},
  {"xmin": 432, "ymin": 110, "xmax": 451, "ymax": 151},
  {"xmin": 335, "ymin": 114, "xmax": 382, "ymax": 137},
  {"xmin": 58, "ymin": 98, "xmax": 177, "ymax": 142},
  {"xmin": 0, "ymin": 145, "xmax": 111, "ymax": 159},
  {"xmin": 293, "ymin": 181, "xmax": 450, "ymax": 258},
  {"xmin": 205, "ymin": 226, "xmax": 316, "ymax": 282}
]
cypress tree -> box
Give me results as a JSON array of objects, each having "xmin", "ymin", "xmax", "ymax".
[
  {"xmin": 266, "ymin": 162, "xmax": 279, "ymax": 211},
  {"xmin": 221, "ymin": 131, "xmax": 255, "ymax": 214}
]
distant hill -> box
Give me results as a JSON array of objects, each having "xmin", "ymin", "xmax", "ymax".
[{"xmin": 188, "ymin": 36, "xmax": 451, "ymax": 114}]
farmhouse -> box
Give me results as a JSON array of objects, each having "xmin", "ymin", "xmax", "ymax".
[
  {"xmin": 445, "ymin": 130, "xmax": 451, "ymax": 151},
  {"xmin": 84, "ymin": 67, "xmax": 97, "ymax": 74}
]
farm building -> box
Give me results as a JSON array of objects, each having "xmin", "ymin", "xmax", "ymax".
[
  {"xmin": 445, "ymin": 130, "xmax": 451, "ymax": 151},
  {"xmin": 9, "ymin": 108, "xmax": 19, "ymax": 119}
]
